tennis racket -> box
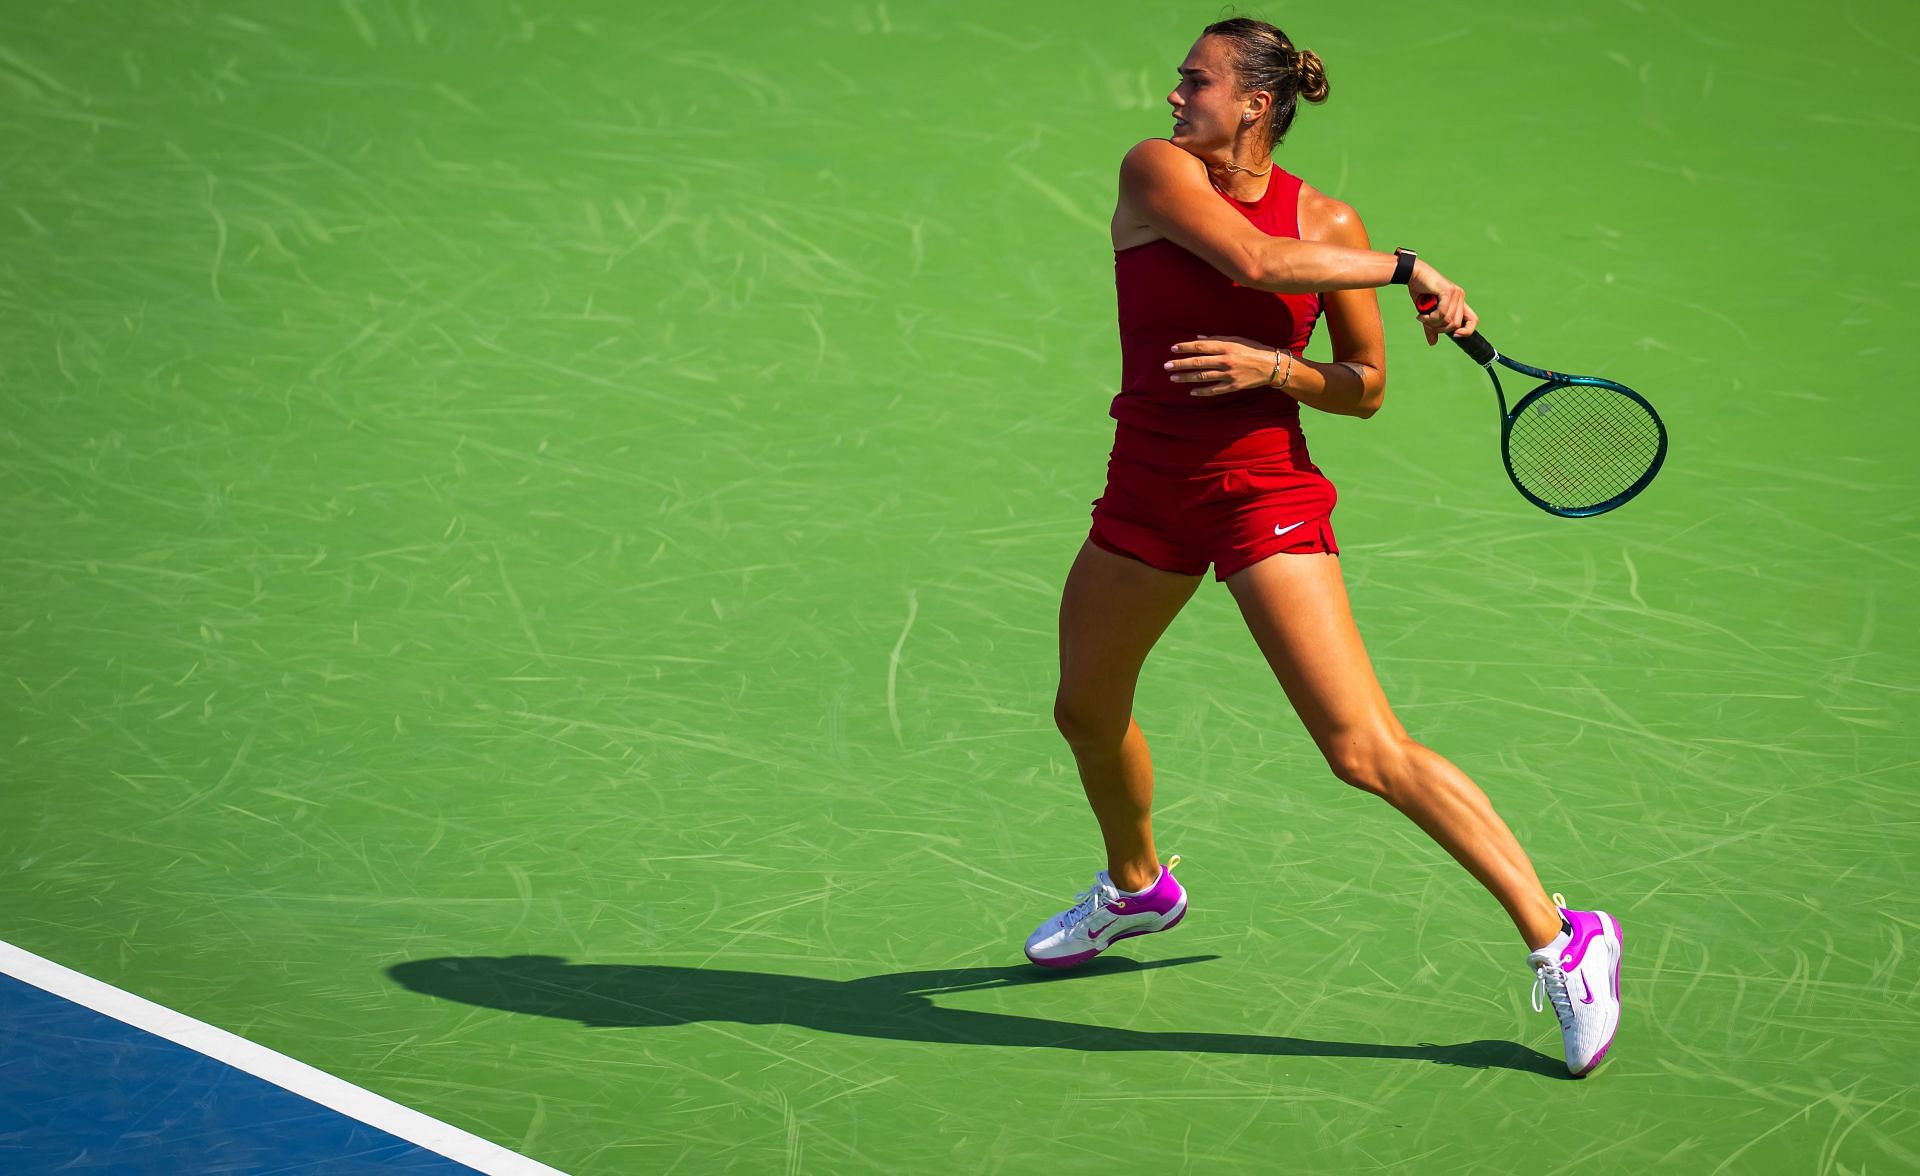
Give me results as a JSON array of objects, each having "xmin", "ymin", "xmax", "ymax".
[{"xmin": 1415, "ymin": 295, "xmax": 1668, "ymax": 518}]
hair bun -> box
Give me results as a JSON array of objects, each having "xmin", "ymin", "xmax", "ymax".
[{"xmin": 1294, "ymin": 48, "xmax": 1329, "ymax": 104}]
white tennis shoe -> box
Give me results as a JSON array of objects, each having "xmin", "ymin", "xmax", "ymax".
[
  {"xmin": 1024, "ymin": 856, "xmax": 1186, "ymax": 968},
  {"xmin": 1528, "ymin": 893, "xmax": 1623, "ymax": 1077}
]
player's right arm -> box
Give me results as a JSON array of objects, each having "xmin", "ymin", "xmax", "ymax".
[{"xmin": 1119, "ymin": 138, "xmax": 1469, "ymax": 339}]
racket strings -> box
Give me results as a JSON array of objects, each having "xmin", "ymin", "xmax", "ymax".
[{"xmin": 1505, "ymin": 383, "xmax": 1662, "ymax": 510}]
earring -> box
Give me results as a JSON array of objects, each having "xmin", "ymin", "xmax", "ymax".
[{"xmin": 1242, "ymin": 114, "xmax": 1255, "ymax": 123}]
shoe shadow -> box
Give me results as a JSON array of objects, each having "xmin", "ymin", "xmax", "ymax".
[{"xmin": 387, "ymin": 953, "xmax": 1568, "ymax": 1078}]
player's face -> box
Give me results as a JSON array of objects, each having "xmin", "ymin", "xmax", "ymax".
[{"xmin": 1167, "ymin": 37, "xmax": 1253, "ymax": 151}]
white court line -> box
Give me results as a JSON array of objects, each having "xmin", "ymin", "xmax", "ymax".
[{"xmin": 0, "ymin": 939, "xmax": 566, "ymax": 1176}]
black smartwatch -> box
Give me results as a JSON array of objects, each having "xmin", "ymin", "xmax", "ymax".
[{"xmin": 1390, "ymin": 247, "xmax": 1417, "ymax": 285}]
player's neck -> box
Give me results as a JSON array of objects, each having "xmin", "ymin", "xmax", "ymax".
[{"xmin": 1207, "ymin": 154, "xmax": 1272, "ymax": 202}]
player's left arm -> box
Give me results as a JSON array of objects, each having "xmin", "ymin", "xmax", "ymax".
[
  {"xmin": 1287, "ymin": 187, "xmax": 1387, "ymax": 419},
  {"xmin": 1165, "ymin": 187, "xmax": 1389, "ymax": 418}
]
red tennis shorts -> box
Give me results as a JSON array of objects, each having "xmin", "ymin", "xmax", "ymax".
[{"xmin": 1088, "ymin": 423, "xmax": 1339, "ymax": 581}]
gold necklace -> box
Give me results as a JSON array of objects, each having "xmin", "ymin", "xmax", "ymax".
[{"xmin": 1220, "ymin": 158, "xmax": 1273, "ymax": 177}]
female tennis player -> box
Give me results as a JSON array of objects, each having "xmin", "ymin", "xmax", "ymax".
[{"xmin": 1022, "ymin": 18, "xmax": 1624, "ymax": 1077}]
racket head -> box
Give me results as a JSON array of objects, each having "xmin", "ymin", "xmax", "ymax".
[{"xmin": 1500, "ymin": 374, "xmax": 1668, "ymax": 517}]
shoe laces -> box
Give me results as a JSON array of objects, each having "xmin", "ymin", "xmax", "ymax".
[
  {"xmin": 1532, "ymin": 962, "xmax": 1575, "ymax": 1032},
  {"xmin": 1061, "ymin": 878, "xmax": 1117, "ymax": 931},
  {"xmin": 1531, "ymin": 890, "xmax": 1577, "ymax": 1030},
  {"xmin": 1060, "ymin": 857, "xmax": 1177, "ymax": 932}
]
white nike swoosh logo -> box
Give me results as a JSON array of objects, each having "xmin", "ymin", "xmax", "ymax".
[{"xmin": 1273, "ymin": 521, "xmax": 1306, "ymax": 537}]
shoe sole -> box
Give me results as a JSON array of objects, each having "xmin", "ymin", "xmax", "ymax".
[
  {"xmin": 1025, "ymin": 901, "xmax": 1187, "ymax": 969},
  {"xmin": 1572, "ymin": 912, "xmax": 1624, "ymax": 1077}
]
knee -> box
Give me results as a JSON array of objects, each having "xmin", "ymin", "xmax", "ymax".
[
  {"xmin": 1325, "ymin": 733, "xmax": 1417, "ymax": 801},
  {"xmin": 1053, "ymin": 692, "xmax": 1127, "ymax": 750}
]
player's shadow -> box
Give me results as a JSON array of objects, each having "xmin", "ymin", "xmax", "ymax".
[{"xmin": 388, "ymin": 953, "xmax": 1567, "ymax": 1077}]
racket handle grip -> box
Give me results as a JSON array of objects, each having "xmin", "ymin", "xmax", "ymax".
[{"xmin": 1413, "ymin": 294, "xmax": 1497, "ymax": 366}]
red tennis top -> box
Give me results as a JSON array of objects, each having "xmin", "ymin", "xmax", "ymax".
[{"xmin": 1112, "ymin": 165, "xmax": 1322, "ymax": 459}]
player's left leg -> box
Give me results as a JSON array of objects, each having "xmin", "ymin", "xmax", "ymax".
[
  {"xmin": 1224, "ymin": 551, "xmax": 1620, "ymax": 1074},
  {"xmin": 1024, "ymin": 539, "xmax": 1200, "ymax": 969}
]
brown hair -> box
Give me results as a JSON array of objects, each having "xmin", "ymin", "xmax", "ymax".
[{"xmin": 1201, "ymin": 17, "xmax": 1329, "ymax": 151}]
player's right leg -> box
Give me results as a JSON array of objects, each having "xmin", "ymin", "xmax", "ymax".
[
  {"xmin": 1026, "ymin": 539, "xmax": 1201, "ymax": 968},
  {"xmin": 1224, "ymin": 550, "xmax": 1620, "ymax": 1074}
]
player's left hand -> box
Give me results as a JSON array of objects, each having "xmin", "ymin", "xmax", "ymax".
[{"xmin": 1166, "ymin": 335, "xmax": 1286, "ymax": 397}]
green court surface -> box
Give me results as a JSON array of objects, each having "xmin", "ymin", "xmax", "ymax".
[{"xmin": 3, "ymin": 1, "xmax": 1917, "ymax": 1171}]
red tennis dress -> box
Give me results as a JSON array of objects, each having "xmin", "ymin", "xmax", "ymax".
[{"xmin": 1091, "ymin": 164, "xmax": 1337, "ymax": 581}]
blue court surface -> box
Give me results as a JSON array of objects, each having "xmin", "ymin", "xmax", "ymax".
[{"xmin": 1, "ymin": 947, "xmax": 553, "ymax": 1175}]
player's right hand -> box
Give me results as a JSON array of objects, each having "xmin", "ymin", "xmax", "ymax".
[{"xmin": 1408, "ymin": 262, "xmax": 1478, "ymax": 345}]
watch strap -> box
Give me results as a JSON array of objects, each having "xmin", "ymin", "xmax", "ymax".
[{"xmin": 1390, "ymin": 247, "xmax": 1417, "ymax": 286}]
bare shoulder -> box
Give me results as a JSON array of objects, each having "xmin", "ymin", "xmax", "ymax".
[
  {"xmin": 1120, "ymin": 137, "xmax": 1204, "ymax": 186},
  {"xmin": 1113, "ymin": 138, "xmax": 1204, "ymax": 249},
  {"xmin": 1297, "ymin": 182, "xmax": 1369, "ymax": 247}
]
